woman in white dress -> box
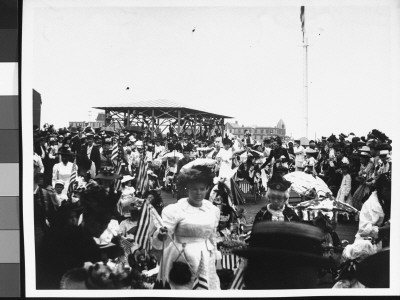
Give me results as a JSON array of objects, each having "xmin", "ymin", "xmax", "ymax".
[
  {"xmin": 152, "ymin": 165, "xmax": 221, "ymax": 289},
  {"xmin": 216, "ymin": 138, "xmax": 245, "ymax": 180},
  {"xmin": 52, "ymin": 147, "xmax": 75, "ymax": 196}
]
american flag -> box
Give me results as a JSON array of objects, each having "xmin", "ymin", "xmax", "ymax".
[
  {"xmin": 111, "ymin": 135, "xmax": 119, "ymax": 162},
  {"xmin": 300, "ymin": 6, "xmax": 305, "ymax": 42},
  {"xmin": 113, "ymin": 159, "xmax": 123, "ymax": 191},
  {"xmin": 220, "ymin": 247, "xmax": 241, "ymax": 270},
  {"xmin": 136, "ymin": 157, "xmax": 149, "ymax": 195},
  {"xmin": 229, "ymin": 259, "xmax": 246, "ymax": 290},
  {"xmin": 67, "ymin": 158, "xmax": 78, "ymax": 199},
  {"xmin": 192, "ymin": 252, "xmax": 208, "ymax": 290},
  {"xmin": 133, "ymin": 201, "xmax": 163, "ymax": 252},
  {"xmin": 163, "ymin": 159, "xmax": 170, "ymax": 182}
]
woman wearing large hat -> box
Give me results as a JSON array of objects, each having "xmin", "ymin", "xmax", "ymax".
[
  {"xmin": 152, "ymin": 165, "xmax": 221, "ymax": 289},
  {"xmin": 252, "ymin": 174, "xmax": 300, "ymax": 225}
]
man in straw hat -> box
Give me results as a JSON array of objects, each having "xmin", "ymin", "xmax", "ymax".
[{"xmin": 234, "ymin": 221, "xmax": 331, "ymax": 289}]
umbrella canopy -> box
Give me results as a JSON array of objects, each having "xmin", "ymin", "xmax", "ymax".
[
  {"xmin": 124, "ymin": 126, "xmax": 144, "ymax": 134},
  {"xmin": 161, "ymin": 150, "xmax": 184, "ymax": 160},
  {"xmin": 284, "ymin": 171, "xmax": 331, "ymax": 198},
  {"xmin": 295, "ymin": 198, "xmax": 359, "ymax": 214},
  {"xmin": 181, "ymin": 158, "xmax": 217, "ymax": 172}
]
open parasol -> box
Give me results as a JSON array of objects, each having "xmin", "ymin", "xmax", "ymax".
[
  {"xmin": 284, "ymin": 171, "xmax": 331, "ymax": 198},
  {"xmin": 161, "ymin": 150, "xmax": 183, "ymax": 160},
  {"xmin": 181, "ymin": 158, "xmax": 218, "ymax": 172},
  {"xmin": 295, "ymin": 197, "xmax": 359, "ymax": 214}
]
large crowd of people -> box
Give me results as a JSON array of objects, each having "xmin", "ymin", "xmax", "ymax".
[{"xmin": 33, "ymin": 123, "xmax": 392, "ymax": 290}]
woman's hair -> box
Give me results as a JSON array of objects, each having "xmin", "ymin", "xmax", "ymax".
[
  {"xmin": 176, "ymin": 165, "xmax": 214, "ymax": 188},
  {"xmin": 143, "ymin": 190, "xmax": 163, "ymax": 205}
]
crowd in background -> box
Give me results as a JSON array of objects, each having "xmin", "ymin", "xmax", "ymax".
[{"xmin": 32, "ymin": 123, "xmax": 392, "ymax": 290}]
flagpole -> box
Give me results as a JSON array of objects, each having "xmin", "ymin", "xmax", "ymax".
[{"xmin": 301, "ymin": 6, "xmax": 309, "ymax": 139}]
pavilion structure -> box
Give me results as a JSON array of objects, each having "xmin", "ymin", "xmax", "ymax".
[{"xmin": 93, "ymin": 99, "xmax": 232, "ymax": 140}]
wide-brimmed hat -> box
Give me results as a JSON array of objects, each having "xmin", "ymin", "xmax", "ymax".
[
  {"xmin": 69, "ymin": 127, "xmax": 78, "ymax": 134},
  {"xmin": 55, "ymin": 179, "xmax": 65, "ymax": 186},
  {"xmin": 57, "ymin": 147, "xmax": 75, "ymax": 156},
  {"xmin": 94, "ymin": 166, "xmax": 123, "ymax": 180},
  {"xmin": 267, "ymin": 174, "xmax": 291, "ymax": 192},
  {"xmin": 356, "ymin": 248, "xmax": 389, "ymax": 288},
  {"xmin": 234, "ymin": 222, "xmax": 330, "ymax": 266},
  {"xmin": 327, "ymin": 134, "xmax": 337, "ymax": 142},
  {"xmin": 359, "ymin": 151, "xmax": 371, "ymax": 158},
  {"xmin": 358, "ymin": 146, "xmax": 370, "ymax": 153},
  {"xmin": 121, "ymin": 175, "xmax": 135, "ymax": 184}
]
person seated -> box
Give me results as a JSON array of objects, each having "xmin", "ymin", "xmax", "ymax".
[
  {"xmin": 253, "ymin": 174, "xmax": 300, "ymax": 225},
  {"xmin": 118, "ymin": 204, "xmax": 141, "ymax": 242}
]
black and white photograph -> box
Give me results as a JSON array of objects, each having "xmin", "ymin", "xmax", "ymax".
[{"xmin": 22, "ymin": 0, "xmax": 400, "ymax": 297}]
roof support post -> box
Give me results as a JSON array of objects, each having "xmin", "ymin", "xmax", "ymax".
[
  {"xmin": 194, "ymin": 114, "xmax": 197, "ymax": 141},
  {"xmin": 151, "ymin": 109, "xmax": 155, "ymax": 139},
  {"xmin": 177, "ymin": 109, "xmax": 181, "ymax": 137},
  {"xmin": 127, "ymin": 109, "xmax": 131, "ymax": 127}
]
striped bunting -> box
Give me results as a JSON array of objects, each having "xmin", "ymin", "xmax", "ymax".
[
  {"xmin": 67, "ymin": 158, "xmax": 77, "ymax": 199},
  {"xmin": 136, "ymin": 157, "xmax": 149, "ymax": 195},
  {"xmin": 238, "ymin": 181, "xmax": 251, "ymax": 194},
  {"xmin": 111, "ymin": 135, "xmax": 119, "ymax": 162},
  {"xmin": 220, "ymin": 247, "xmax": 241, "ymax": 270},
  {"xmin": 222, "ymin": 253, "xmax": 241, "ymax": 271},
  {"xmin": 229, "ymin": 259, "xmax": 247, "ymax": 290},
  {"xmin": 133, "ymin": 201, "xmax": 151, "ymax": 251},
  {"xmin": 113, "ymin": 159, "xmax": 123, "ymax": 191},
  {"xmin": 192, "ymin": 252, "xmax": 208, "ymax": 290}
]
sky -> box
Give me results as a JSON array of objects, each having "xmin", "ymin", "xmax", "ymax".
[{"xmin": 30, "ymin": 0, "xmax": 400, "ymax": 140}]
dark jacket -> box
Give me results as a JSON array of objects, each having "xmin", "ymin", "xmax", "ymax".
[{"xmin": 253, "ymin": 205, "xmax": 300, "ymax": 225}]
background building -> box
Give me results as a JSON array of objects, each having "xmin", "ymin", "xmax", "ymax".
[
  {"xmin": 69, "ymin": 112, "xmax": 106, "ymax": 129},
  {"xmin": 225, "ymin": 119, "xmax": 287, "ymax": 142}
]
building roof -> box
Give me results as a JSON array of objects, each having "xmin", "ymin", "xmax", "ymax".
[{"xmin": 94, "ymin": 99, "xmax": 232, "ymax": 119}]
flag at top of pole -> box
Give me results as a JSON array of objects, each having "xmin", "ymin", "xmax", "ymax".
[{"xmin": 300, "ymin": 6, "xmax": 305, "ymax": 43}]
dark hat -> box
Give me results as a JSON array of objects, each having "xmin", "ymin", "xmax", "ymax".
[
  {"xmin": 327, "ymin": 134, "xmax": 337, "ymax": 142},
  {"xmin": 234, "ymin": 222, "xmax": 330, "ymax": 266},
  {"xmin": 267, "ymin": 174, "xmax": 291, "ymax": 191},
  {"xmin": 351, "ymin": 136, "xmax": 360, "ymax": 144},
  {"xmin": 57, "ymin": 147, "xmax": 75, "ymax": 156},
  {"xmin": 356, "ymin": 249, "xmax": 389, "ymax": 288},
  {"xmin": 339, "ymin": 133, "xmax": 347, "ymax": 139},
  {"xmin": 356, "ymin": 140, "xmax": 366, "ymax": 147},
  {"xmin": 86, "ymin": 133, "xmax": 94, "ymax": 139},
  {"xmin": 183, "ymin": 146, "xmax": 191, "ymax": 152},
  {"xmin": 70, "ymin": 127, "xmax": 78, "ymax": 134},
  {"xmin": 94, "ymin": 166, "xmax": 123, "ymax": 180},
  {"xmin": 222, "ymin": 138, "xmax": 233, "ymax": 145},
  {"xmin": 321, "ymin": 136, "xmax": 327, "ymax": 141}
]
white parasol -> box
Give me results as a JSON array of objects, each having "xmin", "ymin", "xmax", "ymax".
[
  {"xmin": 181, "ymin": 158, "xmax": 218, "ymax": 172},
  {"xmin": 295, "ymin": 197, "xmax": 359, "ymax": 214},
  {"xmin": 284, "ymin": 171, "xmax": 331, "ymax": 198},
  {"xmin": 161, "ymin": 150, "xmax": 184, "ymax": 160}
]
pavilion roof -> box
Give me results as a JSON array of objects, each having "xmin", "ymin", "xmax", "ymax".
[{"xmin": 93, "ymin": 99, "xmax": 232, "ymax": 119}]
